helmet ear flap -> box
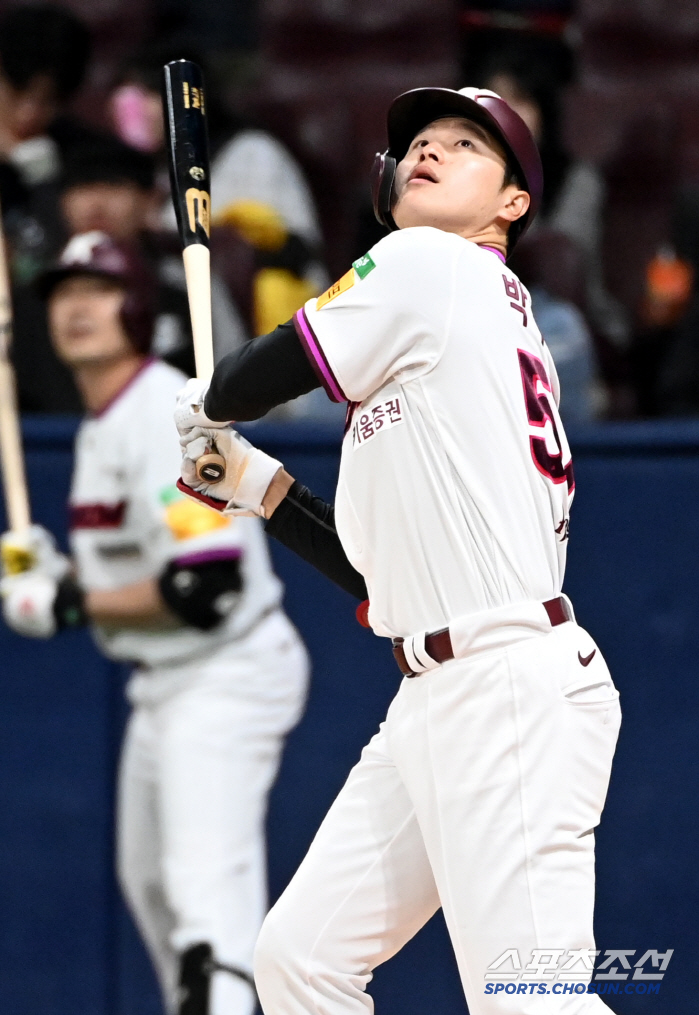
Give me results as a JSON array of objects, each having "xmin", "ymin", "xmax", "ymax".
[{"xmin": 371, "ymin": 151, "xmax": 398, "ymax": 231}]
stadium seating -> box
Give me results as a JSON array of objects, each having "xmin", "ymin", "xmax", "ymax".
[
  {"xmin": 568, "ymin": 0, "xmax": 699, "ymax": 323},
  {"xmin": 255, "ymin": 0, "xmax": 460, "ymax": 274}
]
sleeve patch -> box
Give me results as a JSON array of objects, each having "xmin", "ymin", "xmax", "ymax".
[
  {"xmin": 352, "ymin": 253, "xmax": 376, "ymax": 279},
  {"xmin": 316, "ymin": 268, "xmax": 355, "ymax": 310},
  {"xmin": 165, "ymin": 497, "xmax": 231, "ymax": 540}
]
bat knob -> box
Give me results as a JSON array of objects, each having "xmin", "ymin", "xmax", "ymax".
[{"xmin": 196, "ymin": 453, "xmax": 226, "ymax": 483}]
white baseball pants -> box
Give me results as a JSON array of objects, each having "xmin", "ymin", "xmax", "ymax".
[
  {"xmin": 117, "ymin": 611, "xmax": 309, "ymax": 1015},
  {"xmin": 254, "ymin": 613, "xmax": 621, "ymax": 1015}
]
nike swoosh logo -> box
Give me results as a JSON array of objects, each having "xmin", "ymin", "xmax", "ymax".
[{"xmin": 578, "ymin": 649, "xmax": 596, "ymax": 667}]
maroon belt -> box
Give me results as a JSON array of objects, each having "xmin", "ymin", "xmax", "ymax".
[{"xmin": 392, "ymin": 596, "xmax": 572, "ymax": 678}]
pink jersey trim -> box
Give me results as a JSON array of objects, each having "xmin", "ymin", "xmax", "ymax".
[
  {"xmin": 293, "ymin": 308, "xmax": 345, "ymax": 403},
  {"xmin": 174, "ymin": 547, "xmax": 242, "ymax": 567},
  {"xmin": 479, "ymin": 245, "xmax": 506, "ymax": 264},
  {"xmin": 91, "ymin": 357, "xmax": 156, "ymax": 420}
]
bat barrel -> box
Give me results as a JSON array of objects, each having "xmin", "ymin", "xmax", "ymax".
[
  {"xmin": 163, "ymin": 60, "xmax": 212, "ymax": 252},
  {"xmin": 163, "ymin": 59, "xmax": 215, "ymax": 384}
]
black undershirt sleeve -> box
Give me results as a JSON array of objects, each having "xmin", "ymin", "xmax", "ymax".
[
  {"xmin": 204, "ymin": 320, "xmax": 320, "ymax": 422},
  {"xmin": 204, "ymin": 324, "xmax": 363, "ymax": 598},
  {"xmin": 265, "ymin": 481, "xmax": 368, "ymax": 601}
]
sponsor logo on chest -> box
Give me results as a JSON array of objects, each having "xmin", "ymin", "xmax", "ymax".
[{"xmin": 351, "ymin": 395, "xmax": 404, "ymax": 450}]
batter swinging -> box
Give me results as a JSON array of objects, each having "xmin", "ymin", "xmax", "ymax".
[{"xmin": 174, "ymin": 87, "xmax": 621, "ymax": 1014}]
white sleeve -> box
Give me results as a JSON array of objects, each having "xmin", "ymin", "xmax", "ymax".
[{"xmin": 295, "ymin": 228, "xmax": 459, "ymax": 404}]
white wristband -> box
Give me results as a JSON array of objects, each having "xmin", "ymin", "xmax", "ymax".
[{"xmin": 227, "ymin": 448, "xmax": 282, "ymax": 517}]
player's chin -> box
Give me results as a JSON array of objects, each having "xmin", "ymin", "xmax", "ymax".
[{"xmin": 393, "ymin": 190, "xmax": 452, "ymax": 230}]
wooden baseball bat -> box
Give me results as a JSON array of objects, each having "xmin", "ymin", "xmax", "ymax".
[
  {"xmin": 163, "ymin": 59, "xmax": 225, "ymax": 484},
  {"xmin": 0, "ymin": 199, "xmax": 30, "ymax": 531}
]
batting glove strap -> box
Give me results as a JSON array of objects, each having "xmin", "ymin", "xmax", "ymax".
[
  {"xmin": 53, "ymin": 576, "xmax": 87, "ymax": 630},
  {"xmin": 226, "ymin": 447, "xmax": 282, "ymax": 517},
  {"xmin": 175, "ymin": 477, "xmax": 228, "ymax": 512}
]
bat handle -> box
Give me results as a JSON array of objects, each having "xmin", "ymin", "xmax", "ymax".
[{"xmin": 196, "ymin": 453, "xmax": 226, "ymax": 483}]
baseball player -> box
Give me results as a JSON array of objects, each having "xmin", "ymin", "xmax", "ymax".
[
  {"xmin": 0, "ymin": 232, "xmax": 309, "ymax": 1015},
  {"xmin": 173, "ymin": 88, "xmax": 621, "ymax": 1014}
]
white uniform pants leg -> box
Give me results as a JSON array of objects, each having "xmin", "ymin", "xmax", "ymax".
[
  {"xmin": 254, "ymin": 622, "xmax": 621, "ymax": 1015},
  {"xmin": 119, "ymin": 613, "xmax": 309, "ymax": 1015},
  {"xmin": 254, "ymin": 723, "xmax": 442, "ymax": 1013},
  {"xmin": 118, "ymin": 709, "xmax": 179, "ymax": 1010}
]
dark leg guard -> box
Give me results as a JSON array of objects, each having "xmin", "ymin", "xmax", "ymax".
[{"xmin": 177, "ymin": 942, "xmax": 257, "ymax": 1015}]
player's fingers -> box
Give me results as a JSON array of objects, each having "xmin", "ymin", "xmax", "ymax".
[
  {"xmin": 180, "ymin": 456, "xmax": 200, "ymax": 487},
  {"xmin": 178, "ymin": 425, "xmax": 206, "ymax": 449},
  {"xmin": 181, "ymin": 434, "xmax": 210, "ymax": 461}
]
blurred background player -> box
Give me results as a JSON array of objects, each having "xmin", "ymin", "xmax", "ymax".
[{"xmin": 0, "ymin": 231, "xmax": 309, "ymax": 1015}]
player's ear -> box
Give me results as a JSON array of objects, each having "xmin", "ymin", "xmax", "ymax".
[{"xmin": 500, "ymin": 187, "xmax": 530, "ymax": 224}]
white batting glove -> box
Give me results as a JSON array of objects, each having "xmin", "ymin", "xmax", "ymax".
[
  {"xmin": 1, "ymin": 571, "xmax": 60, "ymax": 638},
  {"xmin": 174, "ymin": 378, "xmax": 231, "ymax": 438},
  {"xmin": 0, "ymin": 524, "xmax": 71, "ymax": 579},
  {"xmin": 179, "ymin": 426, "xmax": 282, "ymax": 517}
]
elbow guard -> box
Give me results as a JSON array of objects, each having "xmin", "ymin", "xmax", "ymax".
[{"xmin": 158, "ymin": 551, "xmax": 243, "ymax": 631}]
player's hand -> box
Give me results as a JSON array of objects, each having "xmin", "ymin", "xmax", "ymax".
[
  {"xmin": 1, "ymin": 571, "xmax": 60, "ymax": 638},
  {"xmin": 174, "ymin": 378, "xmax": 231, "ymax": 438},
  {"xmin": 1, "ymin": 570, "xmax": 86, "ymax": 639},
  {"xmin": 0, "ymin": 524, "xmax": 71, "ymax": 579},
  {"xmin": 179, "ymin": 426, "xmax": 282, "ymax": 517}
]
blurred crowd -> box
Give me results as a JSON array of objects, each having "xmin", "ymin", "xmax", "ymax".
[{"xmin": 1, "ymin": 0, "xmax": 698, "ymax": 424}]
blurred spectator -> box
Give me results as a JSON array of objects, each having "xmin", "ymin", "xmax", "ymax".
[
  {"xmin": 61, "ymin": 137, "xmax": 160, "ymax": 242},
  {"xmin": 482, "ymin": 44, "xmax": 629, "ymax": 354},
  {"xmin": 654, "ymin": 190, "xmax": 699, "ymax": 415},
  {"xmin": 0, "ymin": 4, "xmax": 93, "ymax": 281},
  {"xmin": 109, "ymin": 44, "xmax": 327, "ymax": 337},
  {"xmin": 59, "ymin": 134, "xmax": 247, "ymax": 377},
  {"xmin": 514, "ymin": 232, "xmax": 602, "ymax": 423},
  {"xmin": 631, "ymin": 244, "xmax": 693, "ymax": 415},
  {"xmin": 0, "ymin": 4, "xmax": 95, "ymax": 412},
  {"xmin": 530, "ymin": 287, "xmax": 600, "ymax": 424}
]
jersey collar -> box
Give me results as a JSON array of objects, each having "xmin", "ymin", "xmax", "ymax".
[
  {"xmin": 90, "ymin": 356, "xmax": 156, "ymax": 419},
  {"xmin": 478, "ymin": 244, "xmax": 506, "ymax": 264}
]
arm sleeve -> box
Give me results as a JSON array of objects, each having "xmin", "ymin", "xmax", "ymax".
[
  {"xmin": 297, "ymin": 228, "xmax": 457, "ymax": 404},
  {"xmin": 264, "ymin": 481, "xmax": 368, "ymax": 601},
  {"xmin": 204, "ymin": 320, "xmax": 320, "ymax": 422}
]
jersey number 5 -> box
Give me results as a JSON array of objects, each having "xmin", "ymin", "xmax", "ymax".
[{"xmin": 518, "ymin": 349, "xmax": 574, "ymax": 493}]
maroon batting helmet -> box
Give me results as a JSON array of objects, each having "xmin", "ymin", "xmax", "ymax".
[
  {"xmin": 39, "ymin": 231, "xmax": 155, "ymax": 353},
  {"xmin": 371, "ymin": 86, "xmax": 543, "ymax": 255}
]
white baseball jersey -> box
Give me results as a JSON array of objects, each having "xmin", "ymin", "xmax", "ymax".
[
  {"xmin": 69, "ymin": 358, "xmax": 283, "ymax": 667},
  {"xmin": 295, "ymin": 227, "xmax": 574, "ymax": 639}
]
